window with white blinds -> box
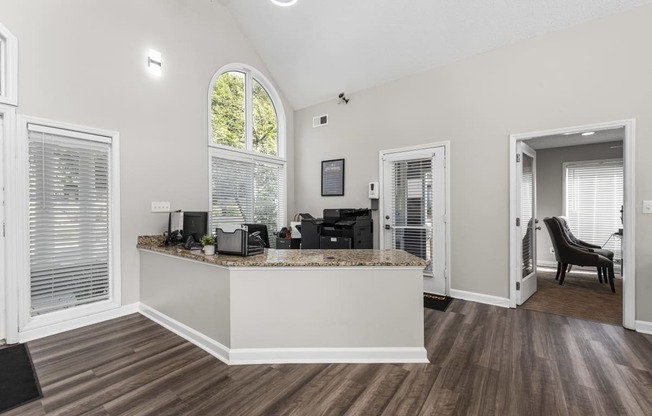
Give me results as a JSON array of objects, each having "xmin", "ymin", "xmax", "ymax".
[
  {"xmin": 565, "ymin": 159, "xmax": 623, "ymax": 259},
  {"xmin": 28, "ymin": 124, "xmax": 113, "ymax": 316},
  {"xmin": 390, "ymin": 158, "xmax": 433, "ymax": 273},
  {"xmin": 209, "ymin": 149, "xmax": 286, "ymax": 247}
]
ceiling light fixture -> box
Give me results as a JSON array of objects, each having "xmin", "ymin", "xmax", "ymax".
[
  {"xmin": 581, "ymin": 131, "xmax": 595, "ymax": 136},
  {"xmin": 270, "ymin": 0, "xmax": 298, "ymax": 6}
]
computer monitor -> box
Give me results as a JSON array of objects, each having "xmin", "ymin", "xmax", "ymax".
[
  {"xmin": 243, "ymin": 223, "xmax": 270, "ymax": 248},
  {"xmin": 183, "ymin": 212, "xmax": 208, "ymax": 242}
]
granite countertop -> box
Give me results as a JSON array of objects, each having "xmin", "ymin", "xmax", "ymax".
[{"xmin": 137, "ymin": 235, "xmax": 427, "ymax": 268}]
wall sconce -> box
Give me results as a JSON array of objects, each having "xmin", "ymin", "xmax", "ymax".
[{"xmin": 148, "ymin": 49, "xmax": 162, "ymax": 76}]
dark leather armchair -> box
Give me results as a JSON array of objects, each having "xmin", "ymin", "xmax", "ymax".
[
  {"xmin": 555, "ymin": 216, "xmax": 614, "ymax": 284},
  {"xmin": 543, "ymin": 217, "xmax": 615, "ymax": 292}
]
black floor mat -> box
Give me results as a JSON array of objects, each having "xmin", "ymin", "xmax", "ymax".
[
  {"xmin": 423, "ymin": 293, "xmax": 453, "ymax": 311},
  {"xmin": 0, "ymin": 344, "xmax": 42, "ymax": 413}
]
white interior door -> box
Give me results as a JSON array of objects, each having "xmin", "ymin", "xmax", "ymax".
[
  {"xmin": 0, "ymin": 114, "xmax": 5, "ymax": 341},
  {"xmin": 381, "ymin": 146, "xmax": 447, "ymax": 295},
  {"xmin": 516, "ymin": 142, "xmax": 538, "ymax": 305}
]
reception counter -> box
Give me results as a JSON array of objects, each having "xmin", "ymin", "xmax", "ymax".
[{"xmin": 137, "ymin": 236, "xmax": 428, "ymax": 365}]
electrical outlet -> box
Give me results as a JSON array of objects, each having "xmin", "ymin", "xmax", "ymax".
[
  {"xmin": 151, "ymin": 201, "xmax": 170, "ymax": 213},
  {"xmin": 643, "ymin": 200, "xmax": 652, "ymax": 214},
  {"xmin": 549, "ymin": 247, "xmax": 555, "ymax": 254}
]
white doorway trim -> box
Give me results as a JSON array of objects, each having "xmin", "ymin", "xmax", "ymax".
[
  {"xmin": 0, "ymin": 104, "xmax": 17, "ymax": 343},
  {"xmin": 378, "ymin": 141, "xmax": 451, "ymax": 295},
  {"xmin": 509, "ymin": 119, "xmax": 636, "ymax": 330}
]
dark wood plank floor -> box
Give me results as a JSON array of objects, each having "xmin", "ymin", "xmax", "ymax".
[
  {"xmin": 6, "ymin": 300, "xmax": 652, "ymax": 416},
  {"xmin": 520, "ymin": 267, "xmax": 623, "ymax": 325}
]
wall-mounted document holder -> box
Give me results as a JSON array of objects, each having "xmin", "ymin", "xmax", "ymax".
[{"xmin": 216, "ymin": 224, "xmax": 265, "ymax": 256}]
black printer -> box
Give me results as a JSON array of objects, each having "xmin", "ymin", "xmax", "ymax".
[{"xmin": 301, "ymin": 208, "xmax": 372, "ymax": 249}]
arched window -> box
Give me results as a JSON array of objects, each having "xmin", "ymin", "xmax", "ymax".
[
  {"xmin": 0, "ymin": 22, "xmax": 18, "ymax": 106},
  {"xmin": 208, "ymin": 64, "xmax": 287, "ymax": 244}
]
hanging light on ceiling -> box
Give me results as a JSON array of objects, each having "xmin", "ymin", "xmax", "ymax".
[{"xmin": 270, "ymin": 0, "xmax": 298, "ymax": 6}]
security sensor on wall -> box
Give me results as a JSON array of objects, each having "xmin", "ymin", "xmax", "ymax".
[
  {"xmin": 338, "ymin": 92, "xmax": 349, "ymax": 104},
  {"xmin": 369, "ymin": 182, "xmax": 379, "ymax": 199}
]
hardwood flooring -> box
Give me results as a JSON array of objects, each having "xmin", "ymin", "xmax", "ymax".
[
  {"xmin": 6, "ymin": 300, "xmax": 652, "ymax": 416},
  {"xmin": 521, "ymin": 267, "xmax": 623, "ymax": 325}
]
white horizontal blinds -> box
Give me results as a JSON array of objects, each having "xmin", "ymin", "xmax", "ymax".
[
  {"xmin": 28, "ymin": 125, "xmax": 112, "ymax": 316},
  {"xmin": 566, "ymin": 160, "xmax": 623, "ymax": 259},
  {"xmin": 253, "ymin": 161, "xmax": 285, "ymax": 244},
  {"xmin": 391, "ymin": 158, "xmax": 433, "ymax": 272},
  {"xmin": 521, "ymin": 154, "xmax": 534, "ymax": 276},
  {"xmin": 210, "ymin": 153, "xmax": 285, "ymax": 247}
]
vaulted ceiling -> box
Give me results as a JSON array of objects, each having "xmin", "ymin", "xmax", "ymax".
[{"xmin": 218, "ymin": 0, "xmax": 652, "ymax": 110}]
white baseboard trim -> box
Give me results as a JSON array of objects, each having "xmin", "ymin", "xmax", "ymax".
[
  {"xmin": 138, "ymin": 303, "xmax": 429, "ymax": 365},
  {"xmin": 449, "ymin": 289, "xmax": 510, "ymax": 308},
  {"xmin": 137, "ymin": 303, "xmax": 230, "ymax": 365},
  {"xmin": 635, "ymin": 320, "xmax": 652, "ymax": 335},
  {"xmin": 18, "ymin": 303, "xmax": 139, "ymax": 343},
  {"xmin": 537, "ymin": 260, "xmax": 558, "ymax": 268},
  {"xmin": 229, "ymin": 347, "xmax": 429, "ymax": 365}
]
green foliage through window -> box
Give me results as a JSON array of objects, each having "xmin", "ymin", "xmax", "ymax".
[{"xmin": 211, "ymin": 70, "xmax": 279, "ymax": 156}]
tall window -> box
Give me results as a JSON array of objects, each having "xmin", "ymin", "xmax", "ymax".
[
  {"xmin": 27, "ymin": 123, "xmax": 118, "ymax": 316},
  {"xmin": 0, "ymin": 22, "xmax": 18, "ymax": 106},
  {"xmin": 209, "ymin": 64, "xmax": 286, "ymax": 242},
  {"xmin": 565, "ymin": 159, "xmax": 623, "ymax": 260}
]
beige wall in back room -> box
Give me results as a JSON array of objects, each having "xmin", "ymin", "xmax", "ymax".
[
  {"xmin": 535, "ymin": 142, "xmax": 623, "ymax": 265},
  {"xmin": 294, "ymin": 4, "xmax": 652, "ymax": 320},
  {"xmin": 0, "ymin": 0, "xmax": 295, "ymax": 305}
]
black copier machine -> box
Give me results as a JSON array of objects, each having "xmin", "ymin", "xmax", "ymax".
[{"xmin": 301, "ymin": 208, "xmax": 372, "ymax": 249}]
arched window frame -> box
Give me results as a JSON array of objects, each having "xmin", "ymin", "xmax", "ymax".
[
  {"xmin": 0, "ymin": 22, "xmax": 18, "ymax": 106},
  {"xmin": 207, "ymin": 63, "xmax": 286, "ymax": 161}
]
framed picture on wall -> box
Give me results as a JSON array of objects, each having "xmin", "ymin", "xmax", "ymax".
[{"xmin": 321, "ymin": 159, "xmax": 345, "ymax": 196}]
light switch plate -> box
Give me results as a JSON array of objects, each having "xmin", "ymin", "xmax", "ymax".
[
  {"xmin": 151, "ymin": 201, "xmax": 170, "ymax": 213},
  {"xmin": 643, "ymin": 201, "xmax": 652, "ymax": 214},
  {"xmin": 643, "ymin": 200, "xmax": 652, "ymax": 214}
]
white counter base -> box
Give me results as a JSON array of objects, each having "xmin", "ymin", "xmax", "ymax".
[{"xmin": 139, "ymin": 249, "xmax": 428, "ymax": 365}]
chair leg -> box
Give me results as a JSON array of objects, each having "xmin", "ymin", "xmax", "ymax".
[
  {"xmin": 567, "ymin": 264, "xmax": 573, "ymax": 273},
  {"xmin": 608, "ymin": 266, "xmax": 616, "ymax": 293},
  {"xmin": 555, "ymin": 262, "xmax": 562, "ymax": 280},
  {"xmin": 559, "ymin": 264, "xmax": 568, "ymax": 285},
  {"xmin": 597, "ymin": 267, "xmax": 603, "ymax": 284}
]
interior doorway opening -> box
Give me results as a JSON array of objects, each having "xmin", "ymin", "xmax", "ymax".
[{"xmin": 509, "ymin": 120, "xmax": 635, "ymax": 329}]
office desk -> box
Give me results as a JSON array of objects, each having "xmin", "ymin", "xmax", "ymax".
[{"xmin": 137, "ymin": 236, "xmax": 428, "ymax": 365}]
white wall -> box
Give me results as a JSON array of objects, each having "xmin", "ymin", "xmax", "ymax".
[
  {"xmin": 0, "ymin": 0, "xmax": 294, "ymax": 307},
  {"xmin": 536, "ymin": 142, "xmax": 623, "ymax": 265},
  {"xmin": 294, "ymin": 4, "xmax": 652, "ymax": 321}
]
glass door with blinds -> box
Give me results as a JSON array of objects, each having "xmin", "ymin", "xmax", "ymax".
[
  {"xmin": 516, "ymin": 142, "xmax": 537, "ymax": 305},
  {"xmin": 209, "ymin": 149, "xmax": 286, "ymax": 248},
  {"xmin": 24, "ymin": 122, "xmax": 118, "ymax": 326},
  {"xmin": 564, "ymin": 159, "xmax": 623, "ymax": 263},
  {"xmin": 381, "ymin": 146, "xmax": 447, "ymax": 295}
]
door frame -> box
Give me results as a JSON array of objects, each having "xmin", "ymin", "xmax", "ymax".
[
  {"xmin": 378, "ymin": 141, "xmax": 451, "ymax": 295},
  {"xmin": 509, "ymin": 119, "xmax": 636, "ymax": 330},
  {"xmin": 0, "ymin": 104, "xmax": 17, "ymax": 343}
]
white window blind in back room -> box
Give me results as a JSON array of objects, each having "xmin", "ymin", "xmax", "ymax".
[
  {"xmin": 565, "ymin": 159, "xmax": 623, "ymax": 260},
  {"xmin": 28, "ymin": 124, "xmax": 112, "ymax": 316},
  {"xmin": 210, "ymin": 150, "xmax": 286, "ymax": 248}
]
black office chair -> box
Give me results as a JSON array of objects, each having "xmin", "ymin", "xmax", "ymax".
[
  {"xmin": 555, "ymin": 216, "xmax": 614, "ymax": 283},
  {"xmin": 544, "ymin": 217, "xmax": 615, "ymax": 292}
]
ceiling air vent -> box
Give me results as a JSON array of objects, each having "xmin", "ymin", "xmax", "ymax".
[{"xmin": 313, "ymin": 114, "xmax": 328, "ymax": 128}]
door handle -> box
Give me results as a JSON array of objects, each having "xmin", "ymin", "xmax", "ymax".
[
  {"xmin": 535, "ymin": 226, "xmax": 541, "ymax": 231},
  {"xmin": 385, "ymin": 225, "xmax": 391, "ymax": 230}
]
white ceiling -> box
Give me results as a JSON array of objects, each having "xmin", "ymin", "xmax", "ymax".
[
  {"xmin": 217, "ymin": 0, "xmax": 652, "ymax": 110},
  {"xmin": 526, "ymin": 127, "xmax": 624, "ymax": 150}
]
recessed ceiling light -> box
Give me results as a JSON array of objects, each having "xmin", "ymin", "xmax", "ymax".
[
  {"xmin": 270, "ymin": 0, "xmax": 298, "ymax": 6},
  {"xmin": 581, "ymin": 131, "xmax": 595, "ymax": 136}
]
